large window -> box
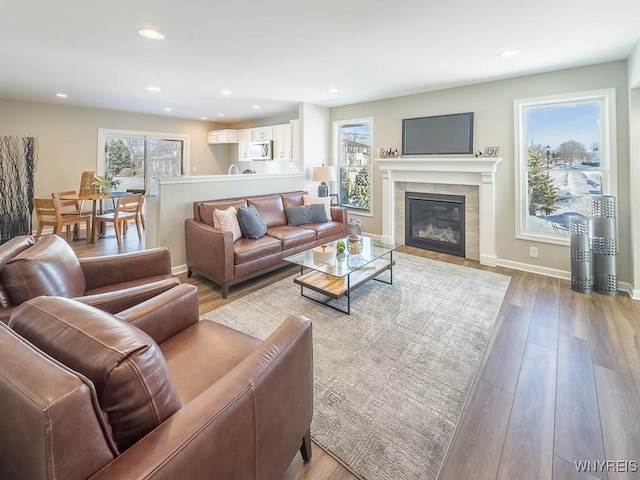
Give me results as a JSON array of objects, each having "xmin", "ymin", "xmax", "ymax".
[
  {"xmin": 514, "ymin": 89, "xmax": 617, "ymax": 244},
  {"xmin": 334, "ymin": 118, "xmax": 373, "ymax": 213},
  {"xmin": 97, "ymin": 129, "xmax": 189, "ymax": 193}
]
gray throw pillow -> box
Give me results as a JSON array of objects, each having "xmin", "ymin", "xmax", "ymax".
[
  {"xmin": 237, "ymin": 204, "xmax": 267, "ymax": 239},
  {"xmin": 308, "ymin": 203, "xmax": 328, "ymax": 223},
  {"xmin": 286, "ymin": 205, "xmax": 311, "ymax": 226}
]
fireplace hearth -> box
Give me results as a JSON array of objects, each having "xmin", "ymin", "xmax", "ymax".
[{"xmin": 405, "ymin": 192, "xmax": 465, "ymax": 257}]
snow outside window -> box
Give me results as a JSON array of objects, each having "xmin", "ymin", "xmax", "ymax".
[{"xmin": 514, "ymin": 89, "xmax": 617, "ymax": 245}]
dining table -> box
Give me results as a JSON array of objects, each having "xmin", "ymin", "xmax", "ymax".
[{"xmin": 60, "ymin": 191, "xmax": 132, "ymax": 243}]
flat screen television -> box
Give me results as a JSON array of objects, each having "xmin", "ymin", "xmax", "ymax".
[{"xmin": 402, "ymin": 112, "xmax": 474, "ymax": 155}]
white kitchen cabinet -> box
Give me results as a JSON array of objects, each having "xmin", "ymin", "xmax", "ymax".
[
  {"xmin": 273, "ymin": 124, "xmax": 292, "ymax": 160},
  {"xmin": 251, "ymin": 127, "xmax": 273, "ymax": 141},
  {"xmin": 207, "ymin": 129, "xmax": 238, "ymax": 144},
  {"xmin": 238, "ymin": 129, "xmax": 252, "ymax": 162}
]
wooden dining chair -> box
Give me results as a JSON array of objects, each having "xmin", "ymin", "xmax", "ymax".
[
  {"xmin": 126, "ymin": 188, "xmax": 146, "ymax": 230},
  {"xmin": 94, "ymin": 194, "xmax": 142, "ymax": 247},
  {"xmin": 34, "ymin": 198, "xmax": 91, "ymax": 243}
]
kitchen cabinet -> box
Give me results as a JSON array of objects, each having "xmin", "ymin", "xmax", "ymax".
[
  {"xmin": 273, "ymin": 124, "xmax": 292, "ymax": 160},
  {"xmin": 251, "ymin": 127, "xmax": 273, "ymax": 141},
  {"xmin": 238, "ymin": 129, "xmax": 252, "ymax": 162},
  {"xmin": 207, "ymin": 129, "xmax": 238, "ymax": 144}
]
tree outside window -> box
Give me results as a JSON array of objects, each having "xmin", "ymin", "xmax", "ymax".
[
  {"xmin": 335, "ymin": 119, "xmax": 372, "ymax": 212},
  {"xmin": 515, "ymin": 90, "xmax": 616, "ymax": 244}
]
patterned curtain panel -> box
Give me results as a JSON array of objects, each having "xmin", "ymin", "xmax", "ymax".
[{"xmin": 0, "ymin": 136, "xmax": 37, "ymax": 243}]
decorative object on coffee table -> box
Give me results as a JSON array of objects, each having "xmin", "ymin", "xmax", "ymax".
[
  {"xmin": 591, "ymin": 195, "xmax": 618, "ymax": 295},
  {"xmin": 312, "ymin": 164, "xmax": 335, "ymax": 197},
  {"xmin": 570, "ymin": 217, "xmax": 592, "ymax": 293}
]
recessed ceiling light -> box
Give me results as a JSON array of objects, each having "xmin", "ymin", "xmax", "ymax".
[
  {"xmin": 220, "ymin": 89, "xmax": 231, "ymax": 95},
  {"xmin": 164, "ymin": 107, "xmax": 172, "ymax": 111},
  {"xmin": 146, "ymin": 86, "xmax": 161, "ymax": 92},
  {"xmin": 138, "ymin": 28, "xmax": 165, "ymax": 40},
  {"xmin": 55, "ymin": 93, "xmax": 68, "ymax": 98},
  {"xmin": 200, "ymin": 116, "xmax": 208, "ymax": 120},
  {"xmin": 253, "ymin": 105, "xmax": 261, "ymax": 109},
  {"xmin": 498, "ymin": 49, "xmax": 521, "ymax": 58},
  {"xmin": 329, "ymin": 88, "xmax": 339, "ymax": 93},
  {"xmin": 217, "ymin": 113, "xmax": 225, "ymax": 116}
]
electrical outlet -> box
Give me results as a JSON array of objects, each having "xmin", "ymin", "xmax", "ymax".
[
  {"xmin": 529, "ymin": 246, "xmax": 538, "ymax": 258},
  {"xmin": 192, "ymin": 166, "xmax": 197, "ymax": 172}
]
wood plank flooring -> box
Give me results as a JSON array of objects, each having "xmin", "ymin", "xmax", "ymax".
[{"xmin": 71, "ymin": 233, "xmax": 640, "ymax": 480}]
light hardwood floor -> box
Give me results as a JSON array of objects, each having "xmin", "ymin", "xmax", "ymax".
[{"xmin": 71, "ymin": 231, "xmax": 640, "ymax": 480}]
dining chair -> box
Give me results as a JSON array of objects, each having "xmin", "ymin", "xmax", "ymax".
[
  {"xmin": 52, "ymin": 190, "xmax": 91, "ymax": 241},
  {"xmin": 126, "ymin": 188, "xmax": 146, "ymax": 230},
  {"xmin": 33, "ymin": 198, "xmax": 91, "ymax": 243},
  {"xmin": 94, "ymin": 194, "xmax": 143, "ymax": 247}
]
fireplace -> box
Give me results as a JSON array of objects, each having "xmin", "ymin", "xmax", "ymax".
[{"xmin": 405, "ymin": 192, "xmax": 465, "ymax": 257}]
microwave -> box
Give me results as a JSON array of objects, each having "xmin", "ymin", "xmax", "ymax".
[{"xmin": 249, "ymin": 141, "xmax": 273, "ymax": 160}]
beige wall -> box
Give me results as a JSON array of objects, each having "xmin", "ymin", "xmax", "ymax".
[
  {"xmin": 330, "ymin": 61, "xmax": 632, "ymax": 283},
  {"xmin": 0, "ymin": 97, "xmax": 229, "ymax": 200}
]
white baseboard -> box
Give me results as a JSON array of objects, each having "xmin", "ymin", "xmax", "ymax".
[
  {"xmin": 496, "ymin": 258, "xmax": 571, "ymax": 280},
  {"xmin": 172, "ymin": 264, "xmax": 188, "ymax": 275}
]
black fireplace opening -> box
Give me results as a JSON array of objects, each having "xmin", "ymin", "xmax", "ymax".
[{"xmin": 405, "ymin": 192, "xmax": 465, "ymax": 257}]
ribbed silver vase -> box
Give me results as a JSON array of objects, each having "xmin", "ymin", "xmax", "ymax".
[
  {"xmin": 591, "ymin": 195, "xmax": 618, "ymax": 296},
  {"xmin": 570, "ymin": 217, "xmax": 592, "ymax": 293}
]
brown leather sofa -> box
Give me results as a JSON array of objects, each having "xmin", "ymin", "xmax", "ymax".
[
  {"xmin": 0, "ymin": 283, "xmax": 313, "ymax": 479},
  {"xmin": 185, "ymin": 191, "xmax": 347, "ymax": 298},
  {"xmin": 0, "ymin": 234, "xmax": 180, "ymax": 323}
]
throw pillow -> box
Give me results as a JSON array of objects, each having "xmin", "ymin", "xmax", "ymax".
[
  {"xmin": 303, "ymin": 195, "xmax": 331, "ymax": 220},
  {"xmin": 308, "ymin": 203, "xmax": 328, "ymax": 223},
  {"xmin": 237, "ymin": 204, "xmax": 267, "ymax": 239},
  {"xmin": 213, "ymin": 206, "xmax": 242, "ymax": 242},
  {"xmin": 9, "ymin": 296, "xmax": 182, "ymax": 452},
  {"xmin": 286, "ymin": 205, "xmax": 311, "ymax": 226}
]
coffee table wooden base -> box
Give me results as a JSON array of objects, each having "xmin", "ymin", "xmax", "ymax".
[{"xmin": 293, "ymin": 257, "xmax": 394, "ymax": 315}]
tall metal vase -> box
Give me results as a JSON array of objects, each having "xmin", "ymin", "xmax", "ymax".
[
  {"xmin": 591, "ymin": 195, "xmax": 618, "ymax": 296},
  {"xmin": 570, "ymin": 217, "xmax": 592, "ymax": 293}
]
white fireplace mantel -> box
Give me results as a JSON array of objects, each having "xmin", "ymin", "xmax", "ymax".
[{"xmin": 375, "ymin": 157, "xmax": 502, "ymax": 266}]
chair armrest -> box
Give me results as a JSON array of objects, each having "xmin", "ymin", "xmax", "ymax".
[
  {"xmin": 73, "ymin": 278, "xmax": 180, "ymax": 315},
  {"xmin": 89, "ymin": 315, "xmax": 313, "ymax": 480},
  {"xmin": 115, "ymin": 284, "xmax": 199, "ymax": 344},
  {"xmin": 184, "ymin": 219, "xmax": 235, "ymax": 284},
  {"xmin": 330, "ymin": 206, "xmax": 347, "ymax": 228},
  {"xmin": 80, "ymin": 248, "xmax": 173, "ymax": 291}
]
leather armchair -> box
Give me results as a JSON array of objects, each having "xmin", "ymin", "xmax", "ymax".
[
  {"xmin": 0, "ymin": 234, "xmax": 180, "ymax": 323},
  {"xmin": 0, "ymin": 283, "xmax": 313, "ymax": 479}
]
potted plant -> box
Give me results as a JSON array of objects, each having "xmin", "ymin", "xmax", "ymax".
[{"xmin": 92, "ymin": 175, "xmax": 121, "ymax": 194}]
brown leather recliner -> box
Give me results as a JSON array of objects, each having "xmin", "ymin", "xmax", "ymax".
[
  {"xmin": 0, "ymin": 283, "xmax": 313, "ymax": 479},
  {"xmin": 0, "ymin": 234, "xmax": 180, "ymax": 323}
]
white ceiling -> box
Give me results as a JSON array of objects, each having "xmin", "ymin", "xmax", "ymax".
[{"xmin": 1, "ymin": 0, "xmax": 639, "ymax": 123}]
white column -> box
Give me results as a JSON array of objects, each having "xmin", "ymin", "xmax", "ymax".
[
  {"xmin": 479, "ymin": 171, "xmax": 498, "ymax": 266},
  {"xmin": 380, "ymin": 168, "xmax": 393, "ymax": 244}
]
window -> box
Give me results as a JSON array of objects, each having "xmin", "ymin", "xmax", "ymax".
[
  {"xmin": 334, "ymin": 118, "xmax": 373, "ymax": 213},
  {"xmin": 97, "ymin": 129, "xmax": 190, "ymax": 193},
  {"xmin": 514, "ymin": 89, "xmax": 617, "ymax": 244}
]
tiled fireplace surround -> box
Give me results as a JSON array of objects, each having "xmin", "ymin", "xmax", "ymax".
[{"xmin": 375, "ymin": 158, "xmax": 502, "ymax": 266}]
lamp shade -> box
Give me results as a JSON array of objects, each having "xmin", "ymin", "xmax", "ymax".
[{"xmin": 312, "ymin": 166, "xmax": 335, "ymax": 183}]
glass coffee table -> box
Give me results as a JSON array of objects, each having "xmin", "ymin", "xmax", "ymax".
[{"xmin": 284, "ymin": 235, "xmax": 398, "ymax": 315}]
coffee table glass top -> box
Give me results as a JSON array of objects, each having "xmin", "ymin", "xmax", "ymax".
[{"xmin": 284, "ymin": 235, "xmax": 398, "ymax": 278}]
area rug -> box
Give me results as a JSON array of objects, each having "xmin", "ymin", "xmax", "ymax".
[{"xmin": 200, "ymin": 252, "xmax": 511, "ymax": 480}]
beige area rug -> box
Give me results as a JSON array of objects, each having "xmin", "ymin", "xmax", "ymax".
[{"xmin": 200, "ymin": 252, "xmax": 511, "ymax": 480}]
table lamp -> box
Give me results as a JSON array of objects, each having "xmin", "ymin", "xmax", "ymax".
[{"xmin": 312, "ymin": 165, "xmax": 335, "ymax": 197}]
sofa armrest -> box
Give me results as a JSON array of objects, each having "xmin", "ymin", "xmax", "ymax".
[
  {"xmin": 73, "ymin": 278, "xmax": 180, "ymax": 315},
  {"xmin": 89, "ymin": 315, "xmax": 313, "ymax": 480},
  {"xmin": 0, "ymin": 306, "xmax": 15, "ymax": 325},
  {"xmin": 330, "ymin": 206, "xmax": 348, "ymax": 233},
  {"xmin": 80, "ymin": 248, "xmax": 173, "ymax": 291},
  {"xmin": 115, "ymin": 284, "xmax": 199, "ymax": 344},
  {"xmin": 184, "ymin": 219, "xmax": 235, "ymax": 285}
]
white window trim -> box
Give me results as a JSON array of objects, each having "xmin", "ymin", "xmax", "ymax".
[
  {"xmin": 514, "ymin": 88, "xmax": 617, "ymax": 245},
  {"xmin": 332, "ymin": 117, "xmax": 374, "ymax": 218},
  {"xmin": 97, "ymin": 128, "xmax": 191, "ymax": 177}
]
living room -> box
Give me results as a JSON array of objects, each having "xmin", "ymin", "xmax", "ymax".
[{"xmin": 2, "ymin": 1, "xmax": 640, "ymax": 479}]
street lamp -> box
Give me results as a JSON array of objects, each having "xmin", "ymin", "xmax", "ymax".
[{"xmin": 545, "ymin": 145, "xmax": 551, "ymax": 169}]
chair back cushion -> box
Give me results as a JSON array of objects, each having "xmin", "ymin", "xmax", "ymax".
[
  {"xmin": 0, "ymin": 322, "xmax": 116, "ymax": 479},
  {"xmin": 0, "ymin": 235, "xmax": 34, "ymax": 307},
  {"xmin": 0, "ymin": 234, "xmax": 86, "ymax": 304},
  {"xmin": 247, "ymin": 194, "xmax": 287, "ymax": 228},
  {"xmin": 9, "ymin": 296, "xmax": 182, "ymax": 452},
  {"xmin": 195, "ymin": 198, "xmax": 247, "ymax": 226}
]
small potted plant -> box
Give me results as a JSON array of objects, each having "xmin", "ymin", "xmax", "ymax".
[{"xmin": 92, "ymin": 175, "xmax": 121, "ymax": 194}]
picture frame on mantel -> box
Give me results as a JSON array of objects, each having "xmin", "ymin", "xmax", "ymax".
[{"xmin": 484, "ymin": 146, "xmax": 499, "ymax": 157}]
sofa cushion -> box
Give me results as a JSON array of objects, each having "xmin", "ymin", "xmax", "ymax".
[
  {"xmin": 9, "ymin": 296, "xmax": 182, "ymax": 452},
  {"xmin": 303, "ymin": 195, "xmax": 331, "ymax": 220},
  {"xmin": 198, "ymin": 199, "xmax": 247, "ymax": 227},
  {"xmin": 281, "ymin": 191, "xmax": 306, "ymax": 209},
  {"xmin": 286, "ymin": 204, "xmax": 328, "ymax": 226},
  {"xmin": 0, "ymin": 234, "xmax": 86, "ymax": 305},
  {"xmin": 237, "ymin": 205, "xmax": 268, "ymax": 239},
  {"xmin": 301, "ymin": 220, "xmax": 346, "ymax": 241},
  {"xmin": 267, "ymin": 225, "xmax": 317, "ymax": 250},
  {"xmin": 233, "ymin": 235, "xmax": 282, "ymax": 264},
  {"xmin": 248, "ymin": 195, "xmax": 287, "ymax": 228},
  {"xmin": 213, "ymin": 206, "xmax": 242, "ymax": 242}
]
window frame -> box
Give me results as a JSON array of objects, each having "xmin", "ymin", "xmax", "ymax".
[
  {"xmin": 332, "ymin": 117, "xmax": 374, "ymax": 217},
  {"xmin": 97, "ymin": 128, "xmax": 191, "ymax": 190},
  {"xmin": 514, "ymin": 89, "xmax": 617, "ymax": 245}
]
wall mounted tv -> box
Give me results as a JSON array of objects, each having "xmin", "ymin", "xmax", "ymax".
[{"xmin": 402, "ymin": 112, "xmax": 474, "ymax": 155}]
